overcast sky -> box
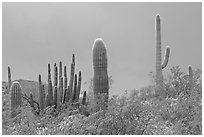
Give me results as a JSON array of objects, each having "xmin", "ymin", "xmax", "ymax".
[{"xmin": 2, "ymin": 2, "xmax": 201, "ymax": 95}]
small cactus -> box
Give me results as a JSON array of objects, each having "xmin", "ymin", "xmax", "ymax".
[
  {"xmin": 30, "ymin": 93, "xmax": 34, "ymax": 109},
  {"xmin": 155, "ymin": 14, "xmax": 170, "ymax": 94},
  {"xmin": 8, "ymin": 66, "xmax": 12, "ymax": 92},
  {"xmin": 92, "ymin": 38, "xmax": 109, "ymax": 111},
  {"xmin": 10, "ymin": 81, "xmax": 22, "ymax": 118}
]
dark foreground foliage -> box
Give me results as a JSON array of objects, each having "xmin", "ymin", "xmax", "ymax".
[{"xmin": 2, "ymin": 66, "xmax": 202, "ymax": 135}]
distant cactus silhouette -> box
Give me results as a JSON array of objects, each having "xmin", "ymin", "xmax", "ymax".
[
  {"xmin": 10, "ymin": 81, "xmax": 22, "ymax": 118},
  {"xmin": 155, "ymin": 14, "xmax": 170, "ymax": 95},
  {"xmin": 8, "ymin": 66, "xmax": 12, "ymax": 92},
  {"xmin": 92, "ymin": 38, "xmax": 109, "ymax": 111}
]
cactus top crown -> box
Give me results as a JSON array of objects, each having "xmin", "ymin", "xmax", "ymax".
[
  {"xmin": 92, "ymin": 38, "xmax": 107, "ymax": 52},
  {"xmin": 11, "ymin": 81, "xmax": 22, "ymax": 91},
  {"xmin": 92, "ymin": 38, "xmax": 108, "ymax": 71}
]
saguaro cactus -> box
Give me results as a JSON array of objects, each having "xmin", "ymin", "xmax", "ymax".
[
  {"xmin": 10, "ymin": 81, "xmax": 22, "ymax": 118},
  {"xmin": 92, "ymin": 38, "xmax": 109, "ymax": 111},
  {"xmin": 8, "ymin": 66, "xmax": 12, "ymax": 92},
  {"xmin": 155, "ymin": 14, "xmax": 170, "ymax": 94}
]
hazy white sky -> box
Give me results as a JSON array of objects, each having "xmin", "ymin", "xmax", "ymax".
[{"xmin": 2, "ymin": 2, "xmax": 201, "ymax": 95}]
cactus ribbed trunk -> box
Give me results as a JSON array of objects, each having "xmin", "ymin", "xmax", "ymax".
[
  {"xmin": 47, "ymin": 64, "xmax": 53, "ymax": 106},
  {"xmin": 58, "ymin": 77, "xmax": 63, "ymax": 104},
  {"xmin": 155, "ymin": 14, "xmax": 170, "ymax": 95},
  {"xmin": 8, "ymin": 66, "xmax": 12, "ymax": 92},
  {"xmin": 10, "ymin": 81, "xmax": 22, "ymax": 118},
  {"xmin": 71, "ymin": 74, "xmax": 77, "ymax": 102},
  {"xmin": 69, "ymin": 54, "xmax": 75, "ymax": 96},
  {"xmin": 93, "ymin": 38, "xmax": 109, "ymax": 112},
  {"xmin": 62, "ymin": 66, "xmax": 67, "ymax": 104},
  {"xmin": 53, "ymin": 64, "xmax": 58, "ymax": 108},
  {"xmin": 75, "ymin": 71, "xmax": 81, "ymax": 102}
]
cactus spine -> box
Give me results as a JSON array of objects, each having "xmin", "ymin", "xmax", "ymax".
[
  {"xmin": 155, "ymin": 14, "xmax": 170, "ymax": 94},
  {"xmin": 8, "ymin": 66, "xmax": 12, "ymax": 92},
  {"xmin": 10, "ymin": 81, "xmax": 22, "ymax": 118},
  {"xmin": 92, "ymin": 38, "xmax": 109, "ymax": 111}
]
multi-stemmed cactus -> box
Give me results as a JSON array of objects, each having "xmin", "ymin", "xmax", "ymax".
[
  {"xmin": 10, "ymin": 81, "xmax": 22, "ymax": 118},
  {"xmin": 35, "ymin": 54, "xmax": 85, "ymax": 112},
  {"xmin": 155, "ymin": 14, "xmax": 170, "ymax": 95},
  {"xmin": 8, "ymin": 66, "xmax": 12, "ymax": 92},
  {"xmin": 92, "ymin": 38, "xmax": 109, "ymax": 112}
]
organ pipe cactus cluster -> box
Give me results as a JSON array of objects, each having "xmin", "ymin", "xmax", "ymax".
[
  {"xmin": 92, "ymin": 38, "xmax": 109, "ymax": 112},
  {"xmin": 8, "ymin": 66, "xmax": 12, "ymax": 92},
  {"xmin": 35, "ymin": 54, "xmax": 85, "ymax": 113},
  {"xmin": 10, "ymin": 81, "xmax": 22, "ymax": 118},
  {"xmin": 155, "ymin": 14, "xmax": 170, "ymax": 94}
]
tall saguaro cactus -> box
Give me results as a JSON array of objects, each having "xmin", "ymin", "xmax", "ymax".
[
  {"xmin": 155, "ymin": 14, "xmax": 170, "ymax": 94},
  {"xmin": 92, "ymin": 38, "xmax": 109, "ymax": 111},
  {"xmin": 10, "ymin": 81, "xmax": 22, "ymax": 118},
  {"xmin": 8, "ymin": 66, "xmax": 12, "ymax": 92}
]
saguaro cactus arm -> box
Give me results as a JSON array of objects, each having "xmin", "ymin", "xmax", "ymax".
[{"xmin": 161, "ymin": 46, "xmax": 170, "ymax": 69}]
